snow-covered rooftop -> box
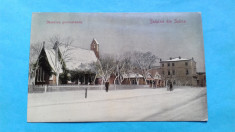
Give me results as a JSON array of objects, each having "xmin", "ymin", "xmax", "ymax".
[
  {"xmin": 42, "ymin": 45, "xmax": 97, "ymax": 72},
  {"xmin": 161, "ymin": 57, "xmax": 190, "ymax": 62},
  {"xmin": 45, "ymin": 49, "xmax": 63, "ymax": 73},
  {"xmin": 153, "ymin": 72, "xmax": 161, "ymax": 80},
  {"xmin": 93, "ymin": 38, "xmax": 99, "ymax": 44},
  {"xmin": 123, "ymin": 73, "xmax": 143, "ymax": 79},
  {"xmin": 58, "ymin": 46, "xmax": 97, "ymax": 70}
]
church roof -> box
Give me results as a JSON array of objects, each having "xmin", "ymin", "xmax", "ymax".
[
  {"xmin": 59, "ymin": 46, "xmax": 97, "ymax": 70},
  {"xmin": 44, "ymin": 49, "xmax": 63, "ymax": 73}
]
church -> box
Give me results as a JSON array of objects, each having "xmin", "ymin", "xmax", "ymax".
[{"xmin": 32, "ymin": 38, "xmax": 100, "ymax": 85}]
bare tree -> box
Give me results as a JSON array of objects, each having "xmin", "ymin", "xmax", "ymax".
[
  {"xmin": 133, "ymin": 51, "xmax": 158, "ymax": 85},
  {"xmin": 28, "ymin": 42, "xmax": 43, "ymax": 85},
  {"xmin": 29, "ymin": 42, "xmax": 43, "ymax": 64},
  {"xmin": 47, "ymin": 35, "xmax": 74, "ymax": 85},
  {"xmin": 89, "ymin": 61, "xmax": 102, "ymax": 84},
  {"xmin": 96, "ymin": 55, "xmax": 116, "ymax": 84},
  {"xmin": 48, "ymin": 35, "xmax": 74, "ymax": 63},
  {"xmin": 112, "ymin": 54, "xmax": 132, "ymax": 85}
]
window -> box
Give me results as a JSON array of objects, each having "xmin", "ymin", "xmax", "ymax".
[
  {"xmin": 172, "ymin": 63, "xmax": 174, "ymax": 66},
  {"xmin": 42, "ymin": 70, "xmax": 44, "ymax": 82},
  {"xmin": 185, "ymin": 62, "xmax": 188, "ymax": 66},
  {"xmin": 186, "ymin": 69, "xmax": 189, "ymax": 75},
  {"xmin": 168, "ymin": 63, "xmax": 170, "ymax": 66},
  {"xmin": 37, "ymin": 69, "xmax": 39, "ymax": 82},
  {"xmin": 172, "ymin": 70, "xmax": 175, "ymax": 75},
  {"xmin": 162, "ymin": 64, "xmax": 164, "ymax": 67},
  {"xmin": 132, "ymin": 80, "xmax": 137, "ymax": 85},
  {"xmin": 168, "ymin": 70, "xmax": 171, "ymax": 75},
  {"xmin": 162, "ymin": 71, "xmax": 164, "ymax": 75},
  {"xmin": 40, "ymin": 68, "xmax": 43, "ymax": 82},
  {"xmin": 38, "ymin": 68, "xmax": 41, "ymax": 82}
]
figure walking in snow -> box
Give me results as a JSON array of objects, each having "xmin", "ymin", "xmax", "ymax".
[
  {"xmin": 170, "ymin": 82, "xmax": 173, "ymax": 91},
  {"xmin": 105, "ymin": 81, "xmax": 109, "ymax": 92}
]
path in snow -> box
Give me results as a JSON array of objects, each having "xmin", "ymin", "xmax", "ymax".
[{"xmin": 27, "ymin": 87, "xmax": 207, "ymax": 122}]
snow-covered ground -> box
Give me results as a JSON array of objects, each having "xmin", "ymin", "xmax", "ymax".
[{"xmin": 27, "ymin": 86, "xmax": 207, "ymax": 122}]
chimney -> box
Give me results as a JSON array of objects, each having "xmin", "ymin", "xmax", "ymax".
[
  {"xmin": 192, "ymin": 57, "xmax": 194, "ymax": 60},
  {"xmin": 179, "ymin": 56, "xmax": 181, "ymax": 59},
  {"xmin": 170, "ymin": 57, "xmax": 172, "ymax": 60},
  {"xmin": 160, "ymin": 58, "xmax": 162, "ymax": 61}
]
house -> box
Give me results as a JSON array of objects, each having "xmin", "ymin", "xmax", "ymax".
[
  {"xmin": 108, "ymin": 69, "xmax": 164, "ymax": 88},
  {"xmin": 121, "ymin": 73, "xmax": 145, "ymax": 85},
  {"xmin": 32, "ymin": 39, "xmax": 99, "ymax": 85},
  {"xmin": 146, "ymin": 68, "xmax": 165, "ymax": 87},
  {"xmin": 159, "ymin": 56, "xmax": 198, "ymax": 86}
]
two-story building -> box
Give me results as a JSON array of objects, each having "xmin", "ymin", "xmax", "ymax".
[{"xmin": 159, "ymin": 56, "xmax": 197, "ymax": 86}]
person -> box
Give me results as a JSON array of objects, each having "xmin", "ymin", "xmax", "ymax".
[
  {"xmin": 167, "ymin": 81, "xmax": 170, "ymax": 91},
  {"xmin": 105, "ymin": 81, "xmax": 109, "ymax": 92},
  {"xmin": 170, "ymin": 82, "xmax": 173, "ymax": 91}
]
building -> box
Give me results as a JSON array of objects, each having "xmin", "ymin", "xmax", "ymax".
[
  {"xmin": 196, "ymin": 72, "xmax": 206, "ymax": 87},
  {"xmin": 108, "ymin": 69, "xmax": 164, "ymax": 88},
  {"xmin": 146, "ymin": 68, "xmax": 165, "ymax": 87},
  {"xmin": 121, "ymin": 73, "xmax": 145, "ymax": 85},
  {"xmin": 159, "ymin": 57, "xmax": 197, "ymax": 86},
  {"xmin": 32, "ymin": 39, "xmax": 99, "ymax": 85},
  {"xmin": 90, "ymin": 38, "xmax": 99, "ymax": 59}
]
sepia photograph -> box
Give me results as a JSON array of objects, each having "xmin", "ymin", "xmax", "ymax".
[{"xmin": 27, "ymin": 13, "xmax": 207, "ymax": 122}]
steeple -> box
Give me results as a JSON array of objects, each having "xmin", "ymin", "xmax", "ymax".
[
  {"xmin": 42, "ymin": 41, "xmax": 45, "ymax": 48},
  {"xmin": 90, "ymin": 38, "xmax": 99, "ymax": 59}
]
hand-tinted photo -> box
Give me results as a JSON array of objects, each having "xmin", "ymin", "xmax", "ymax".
[{"xmin": 27, "ymin": 13, "xmax": 207, "ymax": 122}]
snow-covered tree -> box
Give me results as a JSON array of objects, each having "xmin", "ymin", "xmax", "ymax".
[
  {"xmin": 48, "ymin": 35, "xmax": 74, "ymax": 63},
  {"xmin": 28, "ymin": 42, "xmax": 43, "ymax": 85},
  {"xmin": 89, "ymin": 61, "xmax": 102, "ymax": 84},
  {"xmin": 113, "ymin": 54, "xmax": 130, "ymax": 85},
  {"xmin": 133, "ymin": 51, "xmax": 158, "ymax": 85},
  {"xmin": 96, "ymin": 55, "xmax": 116, "ymax": 84},
  {"xmin": 50, "ymin": 36, "xmax": 74, "ymax": 85}
]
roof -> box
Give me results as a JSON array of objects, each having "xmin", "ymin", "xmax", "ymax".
[
  {"xmin": 92, "ymin": 38, "xmax": 99, "ymax": 45},
  {"xmin": 123, "ymin": 73, "xmax": 143, "ymax": 79},
  {"xmin": 160, "ymin": 57, "xmax": 191, "ymax": 62},
  {"xmin": 60, "ymin": 46, "xmax": 97, "ymax": 70},
  {"xmin": 147, "ymin": 70, "xmax": 162, "ymax": 80},
  {"xmin": 197, "ymin": 72, "xmax": 206, "ymax": 75},
  {"xmin": 45, "ymin": 49, "xmax": 63, "ymax": 73},
  {"xmin": 55, "ymin": 46, "xmax": 97, "ymax": 70},
  {"xmin": 153, "ymin": 72, "xmax": 161, "ymax": 79}
]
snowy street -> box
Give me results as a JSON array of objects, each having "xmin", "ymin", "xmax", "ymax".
[{"xmin": 27, "ymin": 86, "xmax": 207, "ymax": 122}]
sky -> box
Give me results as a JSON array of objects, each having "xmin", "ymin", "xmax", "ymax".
[{"xmin": 30, "ymin": 13, "xmax": 205, "ymax": 72}]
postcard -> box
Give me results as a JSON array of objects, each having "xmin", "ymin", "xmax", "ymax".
[{"xmin": 27, "ymin": 13, "xmax": 207, "ymax": 122}]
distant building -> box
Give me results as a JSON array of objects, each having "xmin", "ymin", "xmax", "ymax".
[
  {"xmin": 121, "ymin": 73, "xmax": 145, "ymax": 85},
  {"xmin": 146, "ymin": 68, "xmax": 165, "ymax": 87},
  {"xmin": 109, "ymin": 69, "xmax": 164, "ymax": 88},
  {"xmin": 196, "ymin": 72, "xmax": 206, "ymax": 87},
  {"xmin": 159, "ymin": 57, "xmax": 198, "ymax": 86}
]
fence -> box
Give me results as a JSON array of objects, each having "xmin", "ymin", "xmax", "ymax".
[{"xmin": 28, "ymin": 84, "xmax": 153, "ymax": 93}]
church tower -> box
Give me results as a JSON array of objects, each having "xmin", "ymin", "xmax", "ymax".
[{"xmin": 90, "ymin": 38, "xmax": 100, "ymax": 59}]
